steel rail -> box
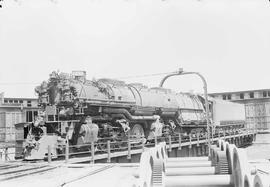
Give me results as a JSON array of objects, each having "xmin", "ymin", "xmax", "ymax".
[
  {"xmin": 0, "ymin": 165, "xmax": 57, "ymax": 181},
  {"xmin": 60, "ymin": 164, "xmax": 114, "ymax": 186}
]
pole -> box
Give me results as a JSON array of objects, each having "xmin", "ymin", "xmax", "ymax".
[
  {"xmin": 189, "ymin": 134, "xmax": 192, "ymax": 149},
  {"xmin": 107, "ymin": 140, "xmax": 111, "ymax": 163},
  {"xmin": 196, "ymin": 132, "xmax": 200, "ymax": 147},
  {"xmin": 127, "ymin": 138, "xmax": 131, "ymax": 160},
  {"xmin": 5, "ymin": 147, "xmax": 8, "ymax": 161},
  {"xmin": 48, "ymin": 145, "xmax": 52, "ymax": 163},
  {"xmin": 65, "ymin": 136, "xmax": 69, "ymax": 164},
  {"xmin": 91, "ymin": 142, "xmax": 95, "ymax": 164},
  {"xmin": 159, "ymin": 69, "xmax": 211, "ymax": 154},
  {"xmin": 178, "ymin": 133, "xmax": 182, "ymax": 150},
  {"xmin": 168, "ymin": 135, "xmax": 172, "ymax": 152}
]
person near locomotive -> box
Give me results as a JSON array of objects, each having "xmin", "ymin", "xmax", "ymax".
[{"xmin": 77, "ymin": 116, "xmax": 99, "ymax": 151}]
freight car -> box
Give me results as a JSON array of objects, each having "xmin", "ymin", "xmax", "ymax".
[{"xmin": 16, "ymin": 71, "xmax": 245, "ymax": 160}]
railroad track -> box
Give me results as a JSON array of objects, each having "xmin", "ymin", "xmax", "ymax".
[
  {"xmin": 60, "ymin": 164, "xmax": 115, "ymax": 186},
  {"xmin": 0, "ymin": 163, "xmax": 57, "ymax": 181}
]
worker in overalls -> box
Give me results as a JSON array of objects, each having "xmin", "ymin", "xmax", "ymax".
[
  {"xmin": 77, "ymin": 116, "xmax": 99, "ymax": 151},
  {"xmin": 147, "ymin": 115, "xmax": 163, "ymax": 143}
]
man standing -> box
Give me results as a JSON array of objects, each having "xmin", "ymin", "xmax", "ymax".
[
  {"xmin": 147, "ymin": 115, "xmax": 163, "ymax": 141},
  {"xmin": 78, "ymin": 116, "xmax": 99, "ymax": 145}
]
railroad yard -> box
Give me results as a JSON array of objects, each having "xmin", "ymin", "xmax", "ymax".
[
  {"xmin": 0, "ymin": 69, "xmax": 269, "ymax": 187},
  {"xmin": 1, "ymin": 0, "xmax": 270, "ymax": 187}
]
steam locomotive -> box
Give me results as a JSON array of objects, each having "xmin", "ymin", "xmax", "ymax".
[{"xmin": 18, "ymin": 71, "xmax": 245, "ymax": 160}]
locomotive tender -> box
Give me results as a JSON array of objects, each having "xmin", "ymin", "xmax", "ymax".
[{"xmin": 18, "ymin": 71, "xmax": 245, "ymax": 160}]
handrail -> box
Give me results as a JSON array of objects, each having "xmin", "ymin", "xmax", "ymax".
[
  {"xmin": 48, "ymin": 128, "xmax": 256, "ymax": 163},
  {"xmin": 0, "ymin": 128, "xmax": 257, "ymax": 164}
]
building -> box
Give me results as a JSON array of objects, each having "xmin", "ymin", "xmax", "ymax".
[
  {"xmin": 209, "ymin": 89, "xmax": 270, "ymax": 131},
  {"xmin": 0, "ymin": 92, "xmax": 39, "ymax": 142}
]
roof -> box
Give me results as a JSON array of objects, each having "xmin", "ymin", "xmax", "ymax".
[
  {"xmin": 0, "ymin": 92, "xmax": 37, "ymax": 100},
  {"xmin": 209, "ymin": 88, "xmax": 270, "ymax": 95},
  {"xmin": 4, "ymin": 97, "xmax": 37, "ymax": 100}
]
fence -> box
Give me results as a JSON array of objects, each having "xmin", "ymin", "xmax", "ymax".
[
  {"xmin": 44, "ymin": 128, "xmax": 257, "ymax": 164},
  {"xmin": 0, "ymin": 127, "xmax": 257, "ymax": 164}
]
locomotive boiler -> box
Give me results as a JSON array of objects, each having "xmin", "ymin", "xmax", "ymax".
[{"xmin": 18, "ymin": 71, "xmax": 245, "ymax": 160}]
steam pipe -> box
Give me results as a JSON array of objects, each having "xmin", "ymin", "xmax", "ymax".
[
  {"xmin": 159, "ymin": 69, "xmax": 211, "ymax": 154},
  {"xmin": 159, "ymin": 70, "xmax": 183, "ymax": 88},
  {"xmin": 103, "ymin": 108, "xmax": 158, "ymax": 121}
]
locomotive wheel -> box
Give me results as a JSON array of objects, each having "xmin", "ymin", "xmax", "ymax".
[{"xmin": 130, "ymin": 124, "xmax": 145, "ymax": 139}]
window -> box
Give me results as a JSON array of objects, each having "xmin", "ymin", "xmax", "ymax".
[
  {"xmin": 240, "ymin": 93, "xmax": 244, "ymax": 99},
  {"xmin": 227, "ymin": 94, "xmax": 231, "ymax": 100},
  {"xmin": 222, "ymin": 95, "xmax": 226, "ymax": 100},
  {"xmin": 34, "ymin": 111, "xmax": 38, "ymax": 117},
  {"xmin": 26, "ymin": 111, "xmax": 33, "ymax": 122},
  {"xmin": 263, "ymin": 91, "xmax": 267, "ymax": 97},
  {"xmin": 4, "ymin": 100, "xmax": 8, "ymax": 103},
  {"xmin": 8, "ymin": 100, "xmax": 13, "ymax": 103},
  {"xmin": 19, "ymin": 100, "xmax": 23, "ymax": 104},
  {"xmin": 27, "ymin": 100, "xmax": 32, "ymax": 107},
  {"xmin": 26, "ymin": 110, "xmax": 38, "ymax": 122},
  {"xmin": 268, "ymin": 91, "xmax": 270, "ymax": 97},
  {"xmin": 14, "ymin": 100, "xmax": 18, "ymax": 103},
  {"xmin": 249, "ymin": 92, "xmax": 254, "ymax": 98}
]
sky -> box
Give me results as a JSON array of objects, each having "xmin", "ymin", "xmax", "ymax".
[{"xmin": 0, "ymin": 0, "xmax": 270, "ymax": 98}]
